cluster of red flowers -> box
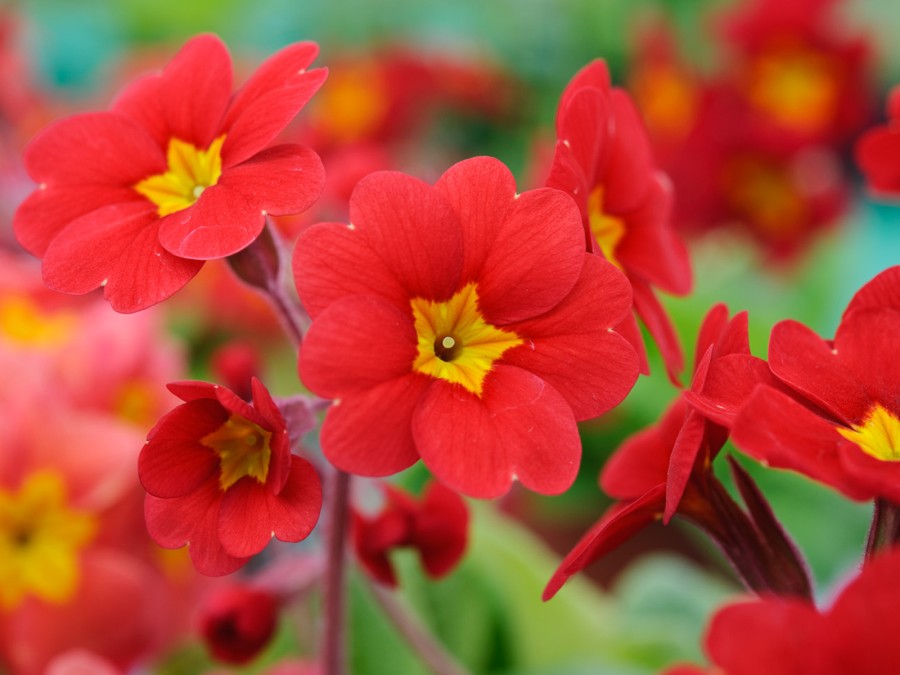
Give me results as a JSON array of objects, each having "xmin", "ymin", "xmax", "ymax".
[{"xmin": 5, "ymin": 0, "xmax": 900, "ymax": 669}]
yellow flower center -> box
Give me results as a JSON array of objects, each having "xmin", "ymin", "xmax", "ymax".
[
  {"xmin": 134, "ymin": 135, "xmax": 226, "ymax": 216},
  {"xmin": 723, "ymin": 156, "xmax": 805, "ymax": 238},
  {"xmin": 201, "ymin": 415, "xmax": 273, "ymax": 491},
  {"xmin": 632, "ymin": 64, "xmax": 698, "ymax": 140},
  {"xmin": 0, "ymin": 295, "xmax": 75, "ymax": 348},
  {"xmin": 0, "ymin": 472, "xmax": 97, "ymax": 610},
  {"xmin": 411, "ymin": 283, "xmax": 523, "ymax": 396},
  {"xmin": 747, "ymin": 43, "xmax": 838, "ymax": 134},
  {"xmin": 307, "ymin": 63, "xmax": 389, "ymax": 144},
  {"xmin": 587, "ymin": 186, "xmax": 626, "ymax": 266},
  {"xmin": 837, "ymin": 405, "xmax": 900, "ymax": 462}
]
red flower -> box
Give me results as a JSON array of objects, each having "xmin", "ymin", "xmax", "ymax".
[
  {"xmin": 683, "ymin": 547, "xmax": 900, "ymax": 675},
  {"xmin": 14, "ymin": 34, "xmax": 326, "ymax": 312},
  {"xmin": 138, "ymin": 379, "xmax": 322, "ymax": 575},
  {"xmin": 352, "ymin": 480, "xmax": 469, "ymax": 587},
  {"xmin": 295, "ymin": 156, "xmax": 639, "ymax": 498},
  {"xmin": 732, "ymin": 266, "xmax": 900, "ymax": 503},
  {"xmin": 199, "ymin": 584, "xmax": 280, "ymax": 664},
  {"xmin": 545, "ymin": 305, "xmax": 790, "ymax": 600},
  {"xmin": 855, "ymin": 85, "xmax": 900, "ymax": 197},
  {"xmin": 546, "ymin": 59, "xmax": 692, "ymax": 383}
]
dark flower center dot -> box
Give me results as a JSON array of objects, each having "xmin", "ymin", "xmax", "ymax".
[{"xmin": 434, "ymin": 334, "xmax": 461, "ymax": 362}]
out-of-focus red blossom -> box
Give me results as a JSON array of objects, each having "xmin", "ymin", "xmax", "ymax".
[
  {"xmin": 732, "ymin": 266, "xmax": 900, "ymax": 504},
  {"xmin": 295, "ymin": 156, "xmax": 639, "ymax": 499},
  {"xmin": 44, "ymin": 650, "xmax": 122, "ymax": 675},
  {"xmin": 210, "ymin": 341, "xmax": 263, "ymax": 401},
  {"xmin": 717, "ymin": 0, "xmax": 874, "ymax": 152},
  {"xmin": 672, "ymin": 547, "xmax": 900, "ymax": 675},
  {"xmin": 139, "ymin": 379, "xmax": 322, "ymax": 575},
  {"xmin": 13, "ymin": 33, "xmax": 327, "ymax": 312},
  {"xmin": 352, "ymin": 480, "xmax": 469, "ymax": 587},
  {"xmin": 545, "ymin": 304, "xmax": 780, "ymax": 600},
  {"xmin": 546, "ymin": 59, "xmax": 692, "ymax": 383},
  {"xmin": 855, "ymin": 85, "xmax": 900, "ymax": 197},
  {"xmin": 199, "ymin": 583, "xmax": 279, "ymax": 665}
]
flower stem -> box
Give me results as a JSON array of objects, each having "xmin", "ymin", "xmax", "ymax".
[
  {"xmin": 323, "ymin": 469, "xmax": 351, "ymax": 675},
  {"xmin": 866, "ymin": 498, "xmax": 900, "ymax": 562},
  {"xmin": 367, "ymin": 580, "xmax": 471, "ymax": 675}
]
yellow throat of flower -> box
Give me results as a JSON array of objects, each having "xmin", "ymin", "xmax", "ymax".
[
  {"xmin": 134, "ymin": 135, "xmax": 226, "ymax": 216},
  {"xmin": 0, "ymin": 295, "xmax": 75, "ymax": 348},
  {"xmin": 201, "ymin": 414, "xmax": 273, "ymax": 491},
  {"xmin": 587, "ymin": 186, "xmax": 626, "ymax": 266},
  {"xmin": 632, "ymin": 64, "xmax": 698, "ymax": 140},
  {"xmin": 0, "ymin": 471, "xmax": 97, "ymax": 609},
  {"xmin": 411, "ymin": 283, "xmax": 523, "ymax": 396},
  {"xmin": 747, "ymin": 44, "xmax": 838, "ymax": 134},
  {"xmin": 838, "ymin": 404, "xmax": 900, "ymax": 462}
]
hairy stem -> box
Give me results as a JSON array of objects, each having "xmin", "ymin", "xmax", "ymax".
[{"xmin": 323, "ymin": 470, "xmax": 351, "ymax": 675}]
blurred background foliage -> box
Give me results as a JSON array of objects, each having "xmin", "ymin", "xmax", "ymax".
[{"xmin": 5, "ymin": 0, "xmax": 900, "ymax": 672}]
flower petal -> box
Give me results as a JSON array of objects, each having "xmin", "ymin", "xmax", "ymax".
[
  {"xmin": 40, "ymin": 201, "xmax": 203, "ymax": 313},
  {"xmin": 769, "ymin": 319, "xmax": 869, "ymax": 425},
  {"xmin": 350, "ymin": 170, "xmax": 463, "ymax": 301},
  {"xmin": 112, "ymin": 34, "xmax": 232, "ymax": 149},
  {"xmin": 834, "ymin": 308, "xmax": 900, "ymax": 409},
  {"xmin": 222, "ymin": 41, "xmax": 327, "ymax": 166},
  {"xmin": 842, "ymin": 266, "xmax": 900, "ymax": 318},
  {"xmin": 218, "ymin": 456, "xmax": 322, "ymax": 558},
  {"xmin": 413, "ymin": 366, "xmax": 580, "ymax": 498},
  {"xmin": 299, "ymin": 295, "xmax": 417, "ymax": 398},
  {"xmin": 632, "ymin": 277, "xmax": 685, "ymax": 386},
  {"xmin": 293, "ymin": 221, "xmax": 409, "ymax": 318},
  {"xmin": 319, "ymin": 374, "xmax": 431, "ymax": 476},
  {"xmin": 139, "ymin": 398, "xmax": 225, "ymax": 498},
  {"xmin": 503, "ymin": 254, "xmax": 638, "ymax": 420},
  {"xmin": 543, "ymin": 485, "xmax": 666, "ymax": 600}
]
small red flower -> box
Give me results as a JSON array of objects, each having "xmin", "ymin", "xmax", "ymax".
[
  {"xmin": 546, "ymin": 59, "xmax": 692, "ymax": 383},
  {"xmin": 855, "ymin": 85, "xmax": 900, "ymax": 197},
  {"xmin": 199, "ymin": 584, "xmax": 280, "ymax": 665},
  {"xmin": 138, "ymin": 378, "xmax": 322, "ymax": 575},
  {"xmin": 545, "ymin": 305, "xmax": 784, "ymax": 599},
  {"xmin": 352, "ymin": 480, "xmax": 469, "ymax": 587},
  {"xmin": 683, "ymin": 547, "xmax": 900, "ymax": 675},
  {"xmin": 295, "ymin": 156, "xmax": 639, "ymax": 498},
  {"xmin": 732, "ymin": 266, "xmax": 900, "ymax": 503},
  {"xmin": 14, "ymin": 34, "xmax": 327, "ymax": 312}
]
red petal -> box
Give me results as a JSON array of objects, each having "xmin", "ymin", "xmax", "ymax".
[
  {"xmin": 40, "ymin": 201, "xmax": 203, "ymax": 313},
  {"xmin": 412, "ymin": 366, "xmax": 580, "ymax": 498},
  {"xmin": 617, "ymin": 174, "xmax": 692, "ymax": 295},
  {"xmin": 293, "ymin": 221, "xmax": 408, "ymax": 319},
  {"xmin": 13, "ymin": 184, "xmax": 140, "ymax": 257},
  {"xmin": 319, "ymin": 374, "xmax": 431, "ymax": 476},
  {"xmin": 350, "ymin": 171, "xmax": 463, "ymax": 301},
  {"xmin": 299, "ymin": 295, "xmax": 417, "ymax": 398},
  {"xmin": 23, "ymin": 112, "xmax": 164, "ymax": 186},
  {"xmin": 542, "ymin": 485, "xmax": 665, "ymax": 600},
  {"xmin": 834, "ymin": 308, "xmax": 900, "ymax": 410},
  {"xmin": 218, "ymin": 457, "xmax": 322, "ymax": 557},
  {"xmin": 602, "ymin": 399, "xmax": 686, "ymax": 499},
  {"xmin": 477, "ymin": 186, "xmax": 586, "ymax": 324},
  {"xmin": 222, "ymin": 42, "xmax": 327, "ymax": 166},
  {"xmin": 503, "ymin": 255, "xmax": 638, "ymax": 420},
  {"xmin": 694, "ymin": 304, "xmax": 731, "ymax": 369},
  {"xmin": 139, "ymin": 398, "xmax": 225, "ymax": 498},
  {"xmin": 663, "ymin": 408, "xmax": 708, "ymax": 523},
  {"xmin": 632, "ymin": 277, "xmax": 685, "ymax": 386},
  {"xmin": 603, "ymin": 90, "xmax": 656, "ymax": 213},
  {"xmin": 552, "ymin": 86, "xmax": 611, "ymax": 197},
  {"xmin": 855, "ymin": 127, "xmax": 900, "ymax": 195},
  {"xmin": 731, "ymin": 387, "xmax": 873, "ymax": 501},
  {"xmin": 557, "ymin": 60, "xmax": 611, "ymax": 126},
  {"xmin": 413, "ymin": 482, "xmax": 469, "ymax": 579},
  {"xmin": 706, "ymin": 599, "xmax": 821, "ymax": 675},
  {"xmin": 144, "ymin": 482, "xmax": 250, "ymax": 576},
  {"xmin": 685, "ymin": 353, "xmax": 780, "ymax": 428},
  {"xmin": 434, "ymin": 155, "xmax": 517, "ymax": 282},
  {"xmin": 843, "ymin": 266, "xmax": 900, "ymax": 317},
  {"xmin": 112, "ymin": 34, "xmax": 232, "ymax": 149},
  {"xmin": 769, "ymin": 319, "xmax": 869, "ymax": 425},
  {"xmin": 224, "ymin": 144, "xmax": 324, "ymax": 215}
]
